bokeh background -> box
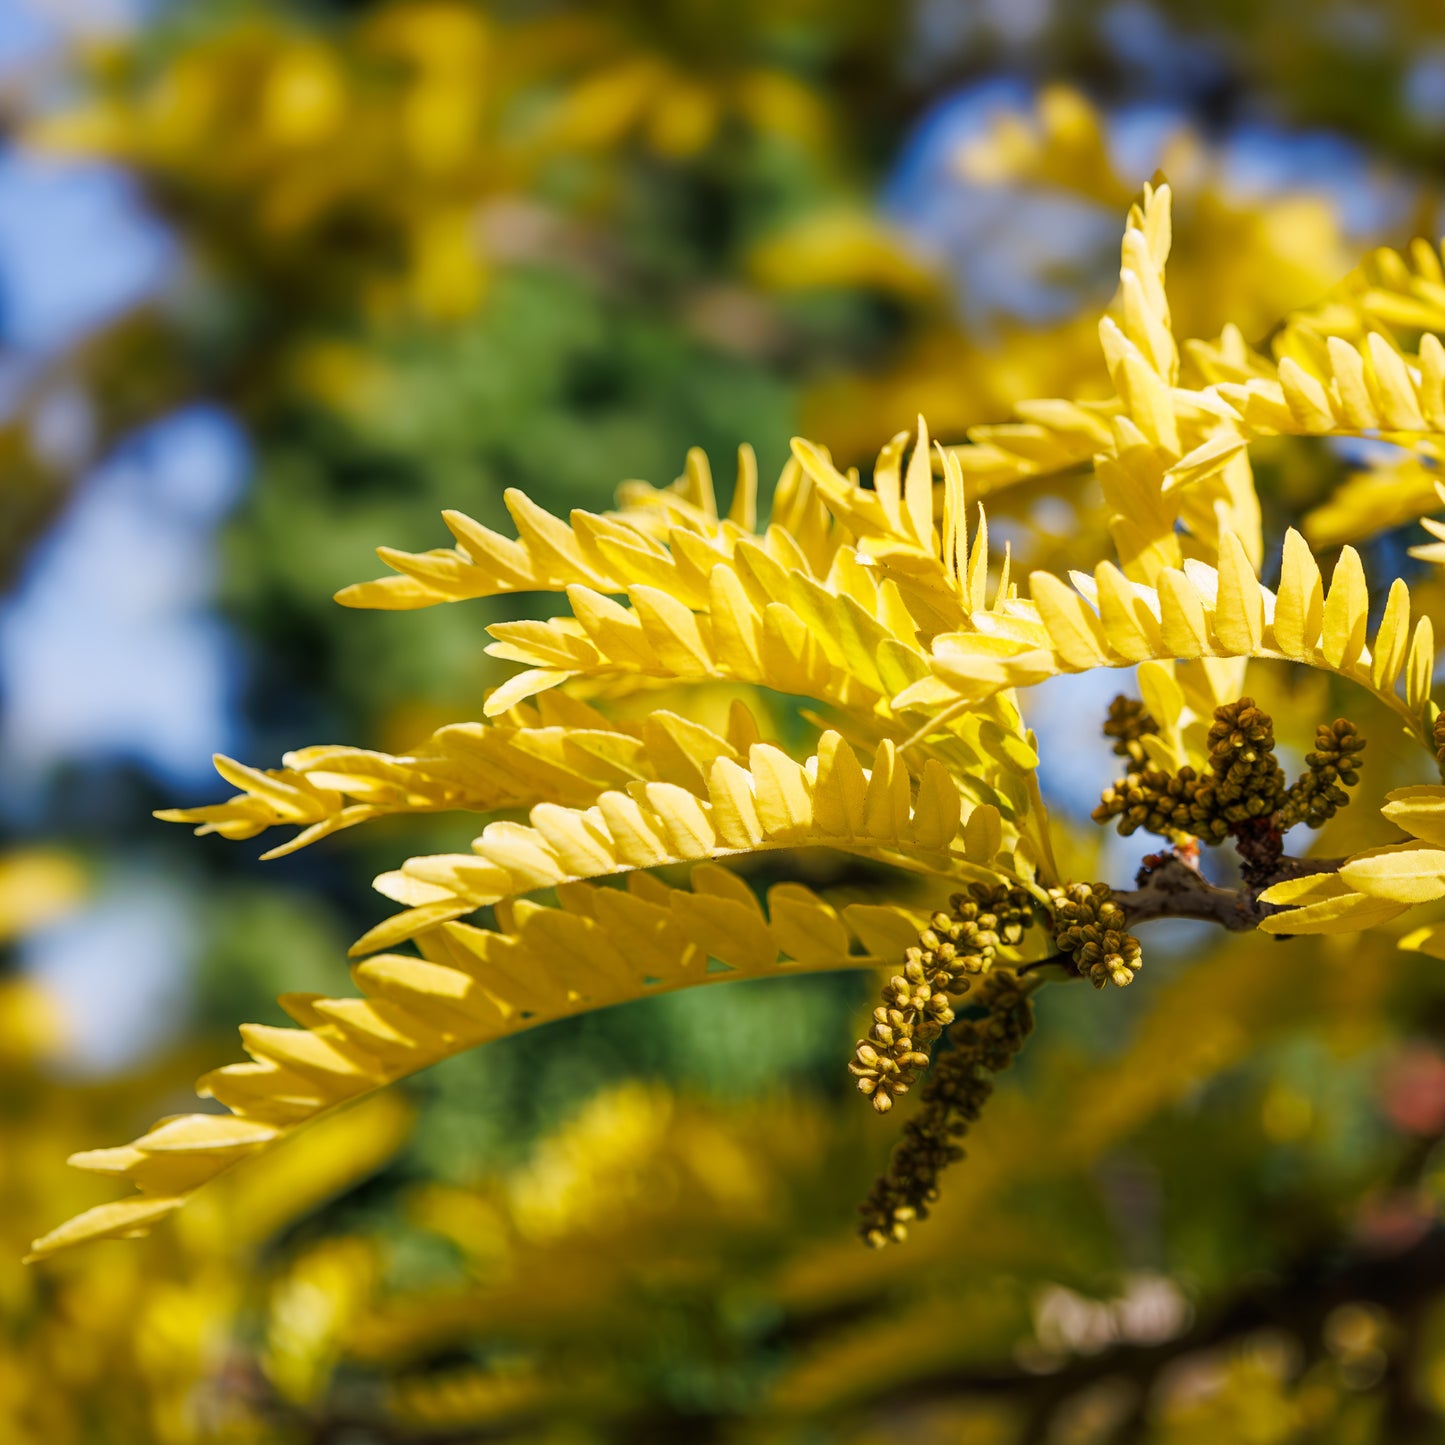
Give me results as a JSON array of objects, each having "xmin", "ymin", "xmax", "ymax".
[{"xmin": 10, "ymin": 1, "xmax": 1445, "ymax": 1441}]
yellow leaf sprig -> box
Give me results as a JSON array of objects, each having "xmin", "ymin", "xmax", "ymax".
[{"xmin": 33, "ymin": 180, "xmax": 1445, "ymax": 1261}]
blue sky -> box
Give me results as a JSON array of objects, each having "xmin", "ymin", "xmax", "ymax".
[{"xmin": 0, "ymin": 0, "xmax": 244, "ymax": 1070}]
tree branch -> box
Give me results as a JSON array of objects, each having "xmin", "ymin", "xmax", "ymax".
[
  {"xmin": 1113, "ymin": 849, "xmax": 1346, "ymax": 934},
  {"xmin": 1016, "ymin": 951, "xmax": 1073, "ymax": 977}
]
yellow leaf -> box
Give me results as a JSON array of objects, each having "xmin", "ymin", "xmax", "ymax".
[
  {"xmin": 1401, "ymin": 923, "xmax": 1445, "ymax": 960},
  {"xmin": 594, "ymin": 792, "xmax": 669, "ymax": 869},
  {"xmin": 1320, "ymin": 546, "xmax": 1368, "ymax": 670},
  {"xmin": 813, "ymin": 732, "xmax": 867, "ymax": 837},
  {"xmin": 1212, "ymin": 531, "xmax": 1263, "ymax": 654},
  {"xmin": 1372, "ymin": 578, "xmax": 1411, "ymax": 691},
  {"xmin": 1421, "ymin": 333, "xmax": 1445, "ymax": 427},
  {"xmin": 640, "ymin": 782, "xmax": 717, "ymax": 858},
  {"xmin": 1277, "ymin": 356, "xmax": 1334, "ymax": 431},
  {"xmin": 28, "ymin": 1196, "xmax": 187, "ymax": 1261},
  {"xmin": 963, "ymin": 804, "xmax": 1003, "ymax": 864},
  {"xmin": 1257, "ymin": 890, "xmax": 1407, "ymax": 934},
  {"xmin": 630, "ymin": 586, "xmax": 711, "ymax": 674},
  {"xmin": 748, "ymin": 744, "xmax": 814, "ymax": 838},
  {"xmin": 1340, "ymin": 843, "xmax": 1445, "ymax": 903},
  {"xmin": 862, "ymin": 741, "xmax": 911, "ymax": 841},
  {"xmin": 904, "ymin": 415, "xmax": 934, "ymax": 546},
  {"xmin": 1381, "ymin": 786, "xmax": 1445, "ymax": 848},
  {"xmin": 728, "ymin": 443, "xmax": 758, "ymax": 531},
  {"xmin": 1365, "ymin": 332, "xmax": 1426, "ymax": 431},
  {"xmin": 1407, "ymin": 616, "xmax": 1435, "ymax": 713},
  {"xmin": 1272, "ymin": 528, "xmax": 1323, "ymax": 659},
  {"xmin": 1030, "ymin": 571, "xmax": 1110, "ymax": 669},
  {"xmin": 1326, "ymin": 337, "xmax": 1376, "ymax": 430},
  {"xmin": 1156, "ymin": 568, "xmax": 1210, "ymax": 657},
  {"xmin": 1257, "ymin": 872, "xmax": 1355, "ymax": 907},
  {"xmin": 766, "ymin": 882, "xmax": 850, "ymax": 965},
  {"xmin": 1093, "ymin": 562, "xmax": 1161, "ymax": 661},
  {"xmin": 912, "ymin": 760, "xmax": 962, "ymax": 850},
  {"xmin": 707, "ymin": 757, "xmax": 764, "ymax": 848}
]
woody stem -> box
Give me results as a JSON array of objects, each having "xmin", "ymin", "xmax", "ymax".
[{"xmin": 1112, "ymin": 848, "xmax": 1347, "ymax": 933}]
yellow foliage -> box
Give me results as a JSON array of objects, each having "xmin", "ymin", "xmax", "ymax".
[
  {"xmin": 32, "ymin": 171, "xmax": 1445, "ymax": 1267},
  {"xmin": 0, "ymin": 851, "xmax": 86, "ymax": 947}
]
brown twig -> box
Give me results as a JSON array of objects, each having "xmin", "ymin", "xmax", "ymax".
[
  {"xmin": 1113, "ymin": 848, "xmax": 1346, "ymax": 934},
  {"xmin": 1015, "ymin": 951, "xmax": 1074, "ymax": 977}
]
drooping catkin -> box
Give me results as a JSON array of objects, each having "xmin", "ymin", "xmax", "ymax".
[
  {"xmin": 858, "ymin": 969, "xmax": 1035, "ymax": 1247},
  {"xmin": 848, "ymin": 884, "xmax": 1035, "ymax": 1113}
]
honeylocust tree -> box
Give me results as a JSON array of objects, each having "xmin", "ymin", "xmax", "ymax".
[{"xmin": 30, "ymin": 183, "xmax": 1445, "ymax": 1260}]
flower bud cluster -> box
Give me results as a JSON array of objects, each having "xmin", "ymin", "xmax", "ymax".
[
  {"xmin": 1094, "ymin": 695, "xmax": 1363, "ymax": 849},
  {"xmin": 1202, "ymin": 698, "xmax": 1287, "ymax": 825},
  {"xmin": 1103, "ymin": 694, "xmax": 1159, "ymax": 766},
  {"xmin": 1278, "ymin": 719, "xmax": 1367, "ymax": 830},
  {"xmin": 848, "ymin": 884, "xmax": 1035, "ymax": 1115},
  {"xmin": 858, "ymin": 970, "xmax": 1035, "ymax": 1247},
  {"xmin": 1048, "ymin": 881, "xmax": 1142, "ymax": 988},
  {"xmin": 1094, "ymin": 762, "xmax": 1228, "ymax": 842}
]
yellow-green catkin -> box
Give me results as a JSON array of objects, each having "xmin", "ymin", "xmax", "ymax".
[
  {"xmin": 849, "ymin": 884, "xmax": 1034, "ymax": 1114},
  {"xmin": 858, "ymin": 970, "xmax": 1035, "ymax": 1247}
]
